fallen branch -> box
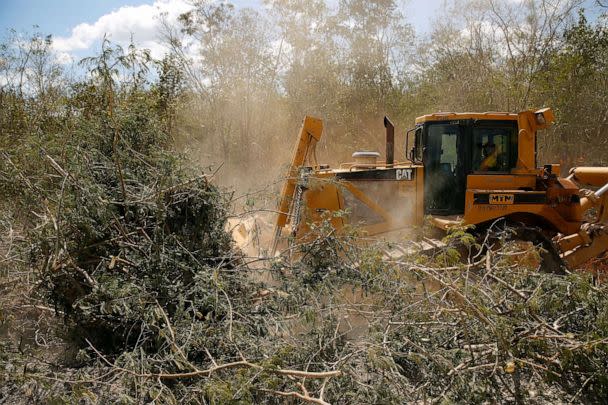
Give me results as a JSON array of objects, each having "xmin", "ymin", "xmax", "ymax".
[
  {"xmin": 87, "ymin": 339, "xmax": 340, "ymax": 380},
  {"xmin": 261, "ymin": 388, "xmax": 331, "ymax": 405}
]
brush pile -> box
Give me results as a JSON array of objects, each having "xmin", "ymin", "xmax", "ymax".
[
  {"xmin": 2, "ymin": 143, "xmax": 608, "ymax": 403},
  {"xmin": 1, "ymin": 37, "xmax": 607, "ymax": 405}
]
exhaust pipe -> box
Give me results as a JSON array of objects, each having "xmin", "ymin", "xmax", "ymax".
[{"xmin": 384, "ymin": 116, "xmax": 394, "ymax": 167}]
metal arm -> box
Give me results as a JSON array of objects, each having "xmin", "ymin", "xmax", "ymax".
[
  {"xmin": 557, "ymin": 167, "xmax": 608, "ymax": 268},
  {"xmin": 271, "ymin": 116, "xmax": 323, "ymax": 255}
]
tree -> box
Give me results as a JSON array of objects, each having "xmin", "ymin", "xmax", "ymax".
[
  {"xmin": 415, "ymin": 0, "xmax": 584, "ymax": 112},
  {"xmin": 0, "ymin": 30, "xmax": 65, "ymax": 143},
  {"xmin": 537, "ymin": 12, "xmax": 608, "ymax": 167}
]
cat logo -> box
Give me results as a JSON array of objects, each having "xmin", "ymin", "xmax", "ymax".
[
  {"xmin": 489, "ymin": 194, "xmax": 514, "ymax": 205},
  {"xmin": 396, "ymin": 169, "xmax": 413, "ymax": 181}
]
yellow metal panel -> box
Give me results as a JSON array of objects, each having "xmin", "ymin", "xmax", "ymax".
[
  {"xmin": 467, "ymin": 174, "xmax": 536, "ymax": 190},
  {"xmin": 514, "ymin": 112, "xmax": 535, "ymax": 173},
  {"xmin": 463, "ymin": 189, "xmax": 580, "ymax": 235},
  {"xmin": 563, "ymin": 233, "xmax": 608, "ymax": 269},
  {"xmin": 415, "ymin": 112, "xmax": 517, "ymax": 124},
  {"xmin": 570, "ymin": 167, "xmax": 608, "ymax": 186},
  {"xmin": 296, "ymin": 178, "xmax": 344, "ymax": 239},
  {"xmin": 296, "ymin": 166, "xmax": 423, "ymax": 238},
  {"xmin": 341, "ymin": 182, "xmax": 393, "ymax": 222}
]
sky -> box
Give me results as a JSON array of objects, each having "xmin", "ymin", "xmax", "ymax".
[
  {"xmin": 0, "ymin": 0, "xmax": 602, "ymax": 65},
  {"xmin": 0, "ymin": 0, "xmax": 444, "ymax": 63},
  {"xmin": 0, "ymin": 0, "xmax": 442, "ymax": 35}
]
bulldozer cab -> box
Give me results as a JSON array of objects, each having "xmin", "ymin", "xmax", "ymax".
[{"xmin": 413, "ymin": 118, "xmax": 519, "ymax": 216}]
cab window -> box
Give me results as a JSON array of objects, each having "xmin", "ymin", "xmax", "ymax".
[
  {"xmin": 424, "ymin": 123, "xmax": 464, "ymax": 214},
  {"xmin": 472, "ymin": 123, "xmax": 517, "ymax": 172},
  {"xmin": 426, "ymin": 124, "xmax": 459, "ymax": 173}
]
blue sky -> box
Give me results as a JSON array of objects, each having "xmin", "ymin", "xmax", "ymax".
[
  {"xmin": 0, "ymin": 0, "xmax": 445, "ymax": 64},
  {"xmin": 0, "ymin": 0, "xmax": 147, "ymax": 36},
  {"xmin": 0, "ymin": 0, "xmax": 442, "ymax": 33},
  {"xmin": 0, "ymin": 0, "xmax": 443, "ymax": 40},
  {"xmin": 0, "ymin": 0, "xmax": 601, "ymax": 65}
]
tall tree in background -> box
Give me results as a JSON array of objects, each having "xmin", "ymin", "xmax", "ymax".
[
  {"xmin": 537, "ymin": 12, "xmax": 608, "ymax": 167},
  {"xmin": 266, "ymin": 0, "xmax": 340, "ymax": 123},
  {"xmin": 167, "ymin": 1, "xmax": 283, "ymax": 180},
  {"xmin": 332, "ymin": 0, "xmax": 414, "ymax": 147},
  {"xmin": 167, "ymin": 0, "xmax": 416, "ymax": 185},
  {"xmin": 416, "ymin": 0, "xmax": 584, "ymax": 111},
  {"xmin": 0, "ymin": 31, "xmax": 65, "ymax": 143}
]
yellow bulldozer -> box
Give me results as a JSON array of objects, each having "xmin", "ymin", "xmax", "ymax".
[{"xmin": 272, "ymin": 108, "xmax": 608, "ymax": 270}]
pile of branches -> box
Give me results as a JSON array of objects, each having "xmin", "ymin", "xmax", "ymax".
[
  {"xmin": 1, "ymin": 134, "xmax": 347, "ymax": 403},
  {"xmin": 229, "ymin": 218, "xmax": 608, "ymax": 403},
  {"xmin": 39, "ymin": 165, "xmax": 238, "ymax": 351},
  {"xmin": 288, "ymin": 229, "xmax": 608, "ymax": 404},
  {"xmin": 2, "ymin": 137, "xmax": 608, "ymax": 404},
  {"xmin": 371, "ymin": 255, "xmax": 608, "ymax": 403}
]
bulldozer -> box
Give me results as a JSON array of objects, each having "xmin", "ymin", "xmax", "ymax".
[{"xmin": 272, "ymin": 108, "xmax": 608, "ymax": 270}]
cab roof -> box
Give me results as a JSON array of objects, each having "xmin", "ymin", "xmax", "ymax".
[{"xmin": 415, "ymin": 111, "xmax": 518, "ymax": 124}]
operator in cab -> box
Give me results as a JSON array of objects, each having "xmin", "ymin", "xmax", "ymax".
[{"xmin": 480, "ymin": 141, "xmax": 498, "ymax": 171}]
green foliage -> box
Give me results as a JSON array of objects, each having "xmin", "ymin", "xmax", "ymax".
[
  {"xmin": 3, "ymin": 2, "xmax": 608, "ymax": 403},
  {"xmin": 537, "ymin": 11, "xmax": 608, "ymax": 166},
  {"xmin": 0, "ymin": 36, "xmax": 351, "ymax": 405}
]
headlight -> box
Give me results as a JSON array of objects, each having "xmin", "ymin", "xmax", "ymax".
[{"xmin": 535, "ymin": 112, "xmax": 546, "ymax": 125}]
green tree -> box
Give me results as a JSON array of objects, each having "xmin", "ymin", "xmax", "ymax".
[{"xmin": 537, "ymin": 12, "xmax": 608, "ymax": 167}]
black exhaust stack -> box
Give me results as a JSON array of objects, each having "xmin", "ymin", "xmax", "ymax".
[{"xmin": 384, "ymin": 116, "xmax": 394, "ymax": 167}]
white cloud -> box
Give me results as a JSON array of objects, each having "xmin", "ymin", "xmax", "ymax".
[
  {"xmin": 52, "ymin": 0, "xmax": 192, "ymax": 59},
  {"xmin": 54, "ymin": 51, "xmax": 75, "ymax": 65}
]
